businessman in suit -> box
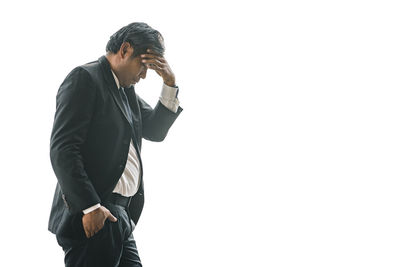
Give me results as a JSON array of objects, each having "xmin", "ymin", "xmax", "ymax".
[{"xmin": 48, "ymin": 22, "xmax": 182, "ymax": 267}]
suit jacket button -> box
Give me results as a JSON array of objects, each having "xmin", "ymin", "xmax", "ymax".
[{"xmin": 119, "ymin": 164, "xmax": 124, "ymax": 169}]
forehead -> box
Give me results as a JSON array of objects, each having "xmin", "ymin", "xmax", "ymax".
[{"xmin": 126, "ymin": 55, "xmax": 145, "ymax": 69}]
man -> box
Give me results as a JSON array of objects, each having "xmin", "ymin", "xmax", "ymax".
[{"xmin": 48, "ymin": 22, "xmax": 182, "ymax": 267}]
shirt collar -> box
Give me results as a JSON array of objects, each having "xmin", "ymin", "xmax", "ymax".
[{"xmin": 110, "ymin": 69, "xmax": 121, "ymax": 90}]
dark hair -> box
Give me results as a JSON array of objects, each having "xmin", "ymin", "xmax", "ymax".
[{"xmin": 106, "ymin": 22, "xmax": 165, "ymax": 57}]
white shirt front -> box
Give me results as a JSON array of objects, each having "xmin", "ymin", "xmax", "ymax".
[
  {"xmin": 111, "ymin": 71, "xmax": 142, "ymax": 198},
  {"xmin": 83, "ymin": 69, "xmax": 179, "ymax": 214}
]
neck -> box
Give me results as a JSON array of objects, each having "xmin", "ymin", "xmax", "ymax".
[
  {"xmin": 105, "ymin": 53, "xmax": 123, "ymax": 86},
  {"xmin": 105, "ymin": 53, "xmax": 118, "ymax": 72},
  {"xmin": 106, "ymin": 53, "xmax": 121, "ymax": 87}
]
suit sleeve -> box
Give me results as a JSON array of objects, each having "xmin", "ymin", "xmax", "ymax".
[
  {"xmin": 137, "ymin": 95, "xmax": 183, "ymax": 142},
  {"xmin": 50, "ymin": 67, "xmax": 101, "ymax": 214}
]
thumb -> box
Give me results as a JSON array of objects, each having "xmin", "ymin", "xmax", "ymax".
[{"xmin": 107, "ymin": 211, "xmax": 118, "ymax": 222}]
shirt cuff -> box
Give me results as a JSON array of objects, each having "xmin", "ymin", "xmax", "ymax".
[
  {"xmin": 159, "ymin": 83, "xmax": 180, "ymax": 113},
  {"xmin": 83, "ymin": 203, "xmax": 101, "ymax": 214}
]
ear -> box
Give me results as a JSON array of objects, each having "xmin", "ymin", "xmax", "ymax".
[{"xmin": 119, "ymin": 42, "xmax": 134, "ymax": 59}]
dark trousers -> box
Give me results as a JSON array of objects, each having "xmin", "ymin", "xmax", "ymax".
[{"xmin": 56, "ymin": 202, "xmax": 142, "ymax": 267}]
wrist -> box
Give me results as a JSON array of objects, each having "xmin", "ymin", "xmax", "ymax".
[
  {"xmin": 163, "ymin": 74, "xmax": 176, "ymax": 87},
  {"xmin": 164, "ymin": 80, "xmax": 176, "ymax": 87},
  {"xmin": 82, "ymin": 203, "xmax": 101, "ymax": 214}
]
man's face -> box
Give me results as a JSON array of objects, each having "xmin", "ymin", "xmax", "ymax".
[{"xmin": 118, "ymin": 54, "xmax": 148, "ymax": 88}]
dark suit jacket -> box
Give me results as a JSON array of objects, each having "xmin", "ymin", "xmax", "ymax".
[{"xmin": 48, "ymin": 56, "xmax": 182, "ymax": 238}]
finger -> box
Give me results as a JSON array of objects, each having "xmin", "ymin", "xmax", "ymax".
[
  {"xmin": 141, "ymin": 53, "xmax": 166, "ymax": 62},
  {"xmin": 146, "ymin": 63, "xmax": 162, "ymax": 71},
  {"xmin": 87, "ymin": 230, "xmax": 94, "ymax": 238},
  {"xmin": 107, "ymin": 211, "xmax": 118, "ymax": 222},
  {"xmin": 83, "ymin": 223, "xmax": 93, "ymax": 238},
  {"xmin": 94, "ymin": 226, "xmax": 102, "ymax": 234},
  {"xmin": 142, "ymin": 58, "xmax": 163, "ymax": 66},
  {"xmin": 143, "ymin": 61, "xmax": 164, "ymax": 72},
  {"xmin": 140, "ymin": 53, "xmax": 158, "ymax": 58},
  {"xmin": 84, "ymin": 228, "xmax": 91, "ymax": 238},
  {"xmin": 145, "ymin": 63, "xmax": 163, "ymax": 76},
  {"xmin": 96, "ymin": 221, "xmax": 105, "ymax": 231}
]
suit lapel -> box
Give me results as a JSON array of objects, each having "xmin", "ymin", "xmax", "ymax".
[
  {"xmin": 110, "ymin": 87, "xmax": 132, "ymax": 125},
  {"xmin": 98, "ymin": 56, "xmax": 132, "ymax": 125},
  {"xmin": 125, "ymin": 85, "xmax": 142, "ymax": 148}
]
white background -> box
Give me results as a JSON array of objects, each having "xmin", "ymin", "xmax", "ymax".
[{"xmin": 0, "ymin": 0, "xmax": 399, "ymax": 266}]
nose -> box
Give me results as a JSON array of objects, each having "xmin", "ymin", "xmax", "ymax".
[{"xmin": 140, "ymin": 67, "xmax": 147, "ymax": 79}]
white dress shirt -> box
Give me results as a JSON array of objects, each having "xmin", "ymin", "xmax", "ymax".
[{"xmin": 83, "ymin": 70, "xmax": 179, "ymax": 214}]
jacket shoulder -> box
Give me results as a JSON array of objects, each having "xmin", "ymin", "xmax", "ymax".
[
  {"xmin": 81, "ymin": 59, "xmax": 101, "ymax": 73},
  {"xmin": 60, "ymin": 60, "xmax": 102, "ymax": 89},
  {"xmin": 79, "ymin": 59, "xmax": 108, "ymax": 86}
]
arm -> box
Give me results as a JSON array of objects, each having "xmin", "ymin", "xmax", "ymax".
[
  {"xmin": 139, "ymin": 49, "xmax": 183, "ymax": 141},
  {"xmin": 138, "ymin": 94, "xmax": 183, "ymax": 142},
  {"xmin": 50, "ymin": 67, "xmax": 101, "ymax": 213}
]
